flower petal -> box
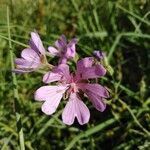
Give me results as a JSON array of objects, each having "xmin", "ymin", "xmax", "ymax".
[
  {"xmin": 65, "ymin": 38, "xmax": 77, "ymax": 59},
  {"xmin": 85, "ymin": 91, "xmax": 106, "ymax": 112},
  {"xmin": 58, "ymin": 57, "xmax": 67, "ymax": 64},
  {"xmin": 68, "ymin": 38, "xmax": 78, "ymax": 47},
  {"xmin": 79, "ymin": 64, "xmax": 106, "ymax": 79},
  {"xmin": 21, "ymin": 48, "xmax": 40, "ymax": 63},
  {"xmin": 41, "ymin": 92, "xmax": 63, "ymax": 115},
  {"xmin": 43, "ymin": 71, "xmax": 62, "ymax": 83},
  {"xmin": 77, "ymin": 57, "xmax": 94, "ymax": 72},
  {"xmin": 42, "ymin": 64, "xmax": 70, "ymax": 84},
  {"xmin": 76, "ymin": 57, "xmax": 106, "ymax": 79},
  {"xmin": 62, "ymin": 93, "xmax": 90, "ymax": 125},
  {"xmin": 65, "ymin": 47, "xmax": 75, "ymax": 59},
  {"xmin": 12, "ymin": 68, "xmax": 34, "ymax": 73},
  {"xmin": 55, "ymin": 35, "xmax": 67, "ymax": 49},
  {"xmin": 29, "ymin": 32, "xmax": 45, "ymax": 55},
  {"xmin": 53, "ymin": 64, "xmax": 71, "ymax": 82},
  {"xmin": 93, "ymin": 50, "xmax": 105, "ymax": 60},
  {"xmin": 34, "ymin": 85, "xmax": 68, "ymax": 101},
  {"xmin": 78, "ymin": 83, "xmax": 109, "ymax": 98},
  {"xmin": 48, "ymin": 46, "xmax": 59, "ymax": 56},
  {"xmin": 15, "ymin": 58, "xmax": 40, "ymax": 69}
]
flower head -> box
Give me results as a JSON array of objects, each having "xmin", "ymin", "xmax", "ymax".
[
  {"xmin": 48, "ymin": 35, "xmax": 78, "ymax": 64},
  {"xmin": 35, "ymin": 57, "xmax": 109, "ymax": 125},
  {"xmin": 14, "ymin": 32, "xmax": 49, "ymax": 73},
  {"xmin": 93, "ymin": 50, "xmax": 105, "ymax": 60}
]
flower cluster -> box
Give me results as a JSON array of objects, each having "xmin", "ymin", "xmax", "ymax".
[{"xmin": 14, "ymin": 31, "xmax": 109, "ymax": 125}]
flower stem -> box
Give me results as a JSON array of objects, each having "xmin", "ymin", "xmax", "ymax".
[{"xmin": 7, "ymin": 6, "xmax": 25, "ymax": 150}]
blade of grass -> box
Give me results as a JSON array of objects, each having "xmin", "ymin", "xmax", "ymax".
[
  {"xmin": 1, "ymin": 134, "xmax": 13, "ymax": 150},
  {"xmin": 123, "ymin": 32, "xmax": 150, "ymax": 38},
  {"xmin": 135, "ymin": 11, "xmax": 150, "ymax": 32},
  {"xmin": 118, "ymin": 99, "xmax": 150, "ymax": 136},
  {"xmin": 101, "ymin": 77, "xmax": 139, "ymax": 100},
  {"xmin": 65, "ymin": 118, "xmax": 117, "ymax": 150},
  {"xmin": 0, "ymin": 122, "xmax": 18, "ymax": 137},
  {"xmin": 0, "ymin": 33, "xmax": 28, "ymax": 47},
  {"xmin": 37, "ymin": 110, "xmax": 62, "ymax": 136},
  {"xmin": 108, "ymin": 34, "xmax": 122, "ymax": 62},
  {"xmin": 117, "ymin": 4, "xmax": 150, "ymax": 26},
  {"xmin": 108, "ymin": 32, "xmax": 150, "ymax": 62},
  {"xmin": 7, "ymin": 6, "xmax": 25, "ymax": 150},
  {"xmin": 79, "ymin": 31, "xmax": 107, "ymax": 38}
]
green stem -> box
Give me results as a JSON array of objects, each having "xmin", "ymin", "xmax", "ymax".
[
  {"xmin": 7, "ymin": 6, "xmax": 25, "ymax": 150},
  {"xmin": 117, "ymin": 4, "xmax": 150, "ymax": 26},
  {"xmin": 0, "ymin": 33, "xmax": 28, "ymax": 47},
  {"xmin": 65, "ymin": 118, "xmax": 116, "ymax": 150},
  {"xmin": 118, "ymin": 99, "xmax": 150, "ymax": 136}
]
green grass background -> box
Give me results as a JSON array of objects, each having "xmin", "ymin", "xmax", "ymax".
[{"xmin": 0, "ymin": 0, "xmax": 150, "ymax": 149}]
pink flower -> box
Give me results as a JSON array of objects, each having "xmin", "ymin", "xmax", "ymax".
[
  {"xmin": 93, "ymin": 50, "xmax": 105, "ymax": 60},
  {"xmin": 35, "ymin": 57, "xmax": 109, "ymax": 125},
  {"xmin": 14, "ymin": 32, "xmax": 49, "ymax": 73},
  {"xmin": 48, "ymin": 35, "xmax": 77, "ymax": 64}
]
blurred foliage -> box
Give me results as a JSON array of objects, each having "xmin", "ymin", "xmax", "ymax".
[{"xmin": 0, "ymin": 0, "xmax": 150, "ymax": 149}]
